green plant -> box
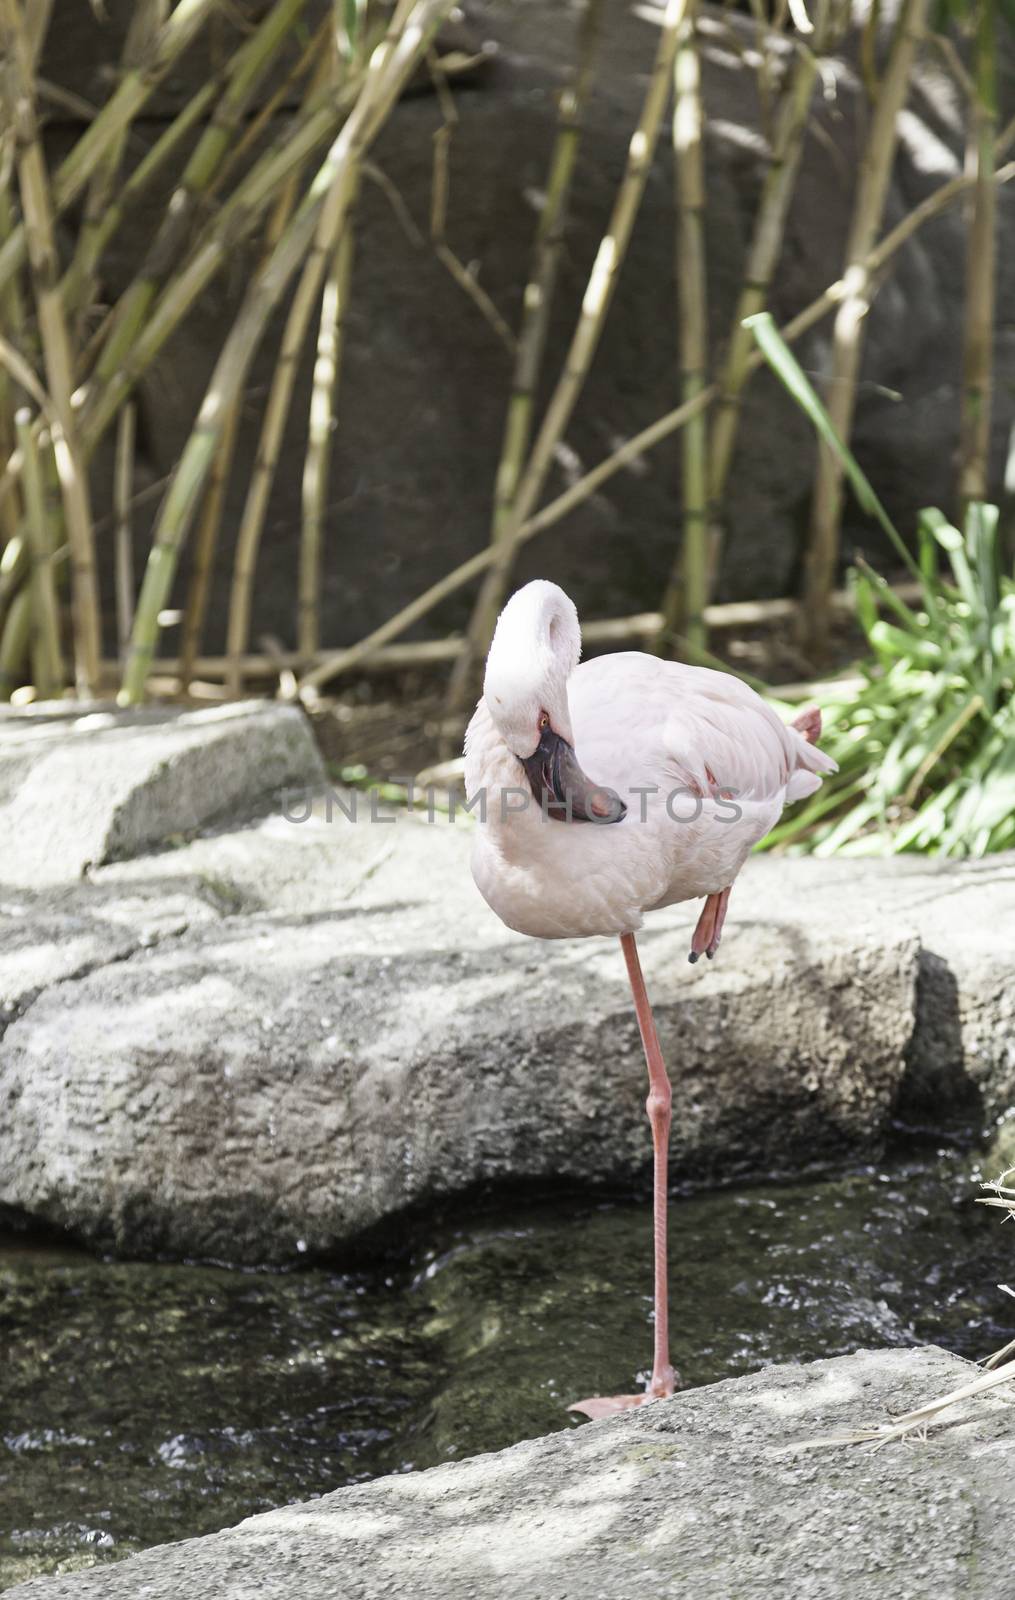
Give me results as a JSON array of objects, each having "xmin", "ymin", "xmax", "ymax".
[{"xmin": 750, "ymin": 312, "xmax": 1015, "ymax": 858}]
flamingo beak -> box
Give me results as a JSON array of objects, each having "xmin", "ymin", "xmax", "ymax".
[{"xmin": 521, "ymin": 726, "xmax": 626, "ymax": 824}]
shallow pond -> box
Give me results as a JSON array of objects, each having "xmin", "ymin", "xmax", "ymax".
[{"xmin": 2, "ymin": 1140, "xmax": 1012, "ymax": 1590}]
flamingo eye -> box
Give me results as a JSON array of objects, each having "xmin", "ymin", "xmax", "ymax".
[{"xmin": 538, "ymin": 712, "xmax": 550, "ymax": 730}]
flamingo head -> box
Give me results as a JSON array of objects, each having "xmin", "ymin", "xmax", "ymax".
[{"xmin": 482, "ymin": 581, "xmax": 625, "ymax": 824}]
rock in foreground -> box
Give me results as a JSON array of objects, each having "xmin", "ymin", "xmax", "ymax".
[
  {"xmin": 7, "ymin": 1347, "xmax": 1014, "ymax": 1600},
  {"xmin": 2, "ymin": 704, "xmax": 1014, "ymax": 1261},
  {"xmin": 0, "ymin": 808, "xmax": 919, "ymax": 1261}
]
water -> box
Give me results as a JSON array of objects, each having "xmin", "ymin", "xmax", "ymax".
[{"xmin": 2, "ymin": 1142, "xmax": 1012, "ymax": 1591}]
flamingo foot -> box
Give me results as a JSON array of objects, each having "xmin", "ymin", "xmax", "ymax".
[
  {"xmin": 568, "ymin": 1368, "xmax": 683, "ymax": 1420},
  {"xmin": 688, "ymin": 886, "xmax": 731, "ymax": 963},
  {"xmin": 568, "ymin": 1393, "xmax": 658, "ymax": 1419}
]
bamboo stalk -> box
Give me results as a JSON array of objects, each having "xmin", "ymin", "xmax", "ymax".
[
  {"xmin": 80, "ymin": 86, "xmax": 357, "ymax": 452},
  {"xmin": 443, "ymin": 0, "xmax": 604, "ymax": 717},
  {"xmin": 299, "ymin": 168, "xmax": 361, "ymax": 663},
  {"xmin": 15, "ymin": 408, "xmax": 62, "ymax": 697},
  {"xmin": 0, "ymin": 81, "xmax": 350, "ymax": 519},
  {"xmin": 114, "ymin": 402, "xmax": 136, "ymax": 665},
  {"xmin": 67, "ymin": 1, "xmax": 170, "ymax": 345},
  {"xmin": 657, "ymin": 0, "xmax": 709, "ymax": 655},
  {"xmin": 205, "ymin": 14, "xmax": 335, "ymax": 203},
  {"xmin": 802, "ymin": 0, "xmax": 930, "ymax": 649},
  {"xmin": 24, "ymin": 0, "xmax": 54, "ymax": 64},
  {"xmin": 958, "ymin": 0, "xmax": 997, "ymax": 507},
  {"xmin": 426, "ymin": 54, "xmax": 517, "ymax": 355},
  {"xmin": 707, "ymin": 0, "xmax": 840, "ymax": 556},
  {"xmin": 178, "ymin": 151, "xmax": 317, "ymax": 695},
  {"xmin": 177, "ymin": 401, "xmax": 240, "ymax": 695},
  {"xmin": 0, "ymin": 0, "xmax": 102, "ymax": 695},
  {"xmin": 95, "ymin": 0, "xmax": 310, "ymax": 390},
  {"xmin": 452, "ymin": 0, "xmax": 687, "ymax": 696},
  {"xmin": 503, "ymin": 0, "xmax": 686, "ymax": 532},
  {"xmin": 222, "ymin": 39, "xmax": 349, "ymax": 697},
  {"xmin": 60, "ymin": 79, "xmax": 220, "ymax": 321},
  {"xmin": 0, "ymin": 581, "xmax": 30, "ymax": 701},
  {"xmin": 121, "ymin": 0, "xmax": 456, "ymax": 705},
  {"xmin": 0, "ymin": 153, "xmax": 27, "ymax": 550},
  {"xmin": 4, "ymin": 10, "xmax": 807, "ymax": 514},
  {"xmin": 300, "ymin": 154, "xmax": 1015, "ymax": 694},
  {"xmin": 0, "ymin": 0, "xmax": 223, "ymax": 299},
  {"xmin": 0, "ymin": 330, "xmax": 47, "ymax": 409},
  {"xmin": 222, "ymin": 44, "xmax": 343, "ymax": 696},
  {"xmin": 29, "ymin": 112, "xmax": 994, "ymax": 540},
  {"xmin": 224, "ymin": 235, "xmax": 336, "ymax": 698},
  {"xmin": 0, "ymin": 530, "xmax": 28, "ymax": 624}
]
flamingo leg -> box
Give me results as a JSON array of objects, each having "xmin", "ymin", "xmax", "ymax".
[
  {"xmin": 688, "ymin": 886, "xmax": 731, "ymax": 963},
  {"xmin": 569, "ymin": 932, "xmax": 681, "ymax": 1419}
]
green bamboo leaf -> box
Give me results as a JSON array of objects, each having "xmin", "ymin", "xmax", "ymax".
[
  {"xmin": 920, "ymin": 506, "xmax": 963, "ymax": 553},
  {"xmin": 853, "ymin": 554, "xmax": 924, "ymax": 632},
  {"xmin": 876, "ymin": 688, "xmax": 949, "ymax": 798},
  {"xmin": 813, "ymin": 796, "xmax": 882, "ymax": 856},
  {"xmin": 849, "ymin": 567, "xmax": 879, "ymax": 642},
  {"xmin": 916, "ymin": 510, "xmax": 940, "ymax": 586},
  {"xmin": 868, "ymin": 620, "xmax": 940, "ymax": 664},
  {"xmin": 894, "ymin": 778, "xmax": 962, "ymax": 852},
  {"xmin": 341, "ymin": 0, "xmax": 367, "ymax": 60},
  {"xmin": 744, "ymin": 312, "xmax": 922, "ymax": 582},
  {"xmin": 950, "ymin": 744, "xmax": 1015, "ymax": 838},
  {"xmin": 967, "ymin": 500, "xmax": 999, "ymax": 618}
]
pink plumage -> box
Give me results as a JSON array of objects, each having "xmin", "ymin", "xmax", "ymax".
[
  {"xmin": 463, "ymin": 579, "xmax": 837, "ymax": 1417},
  {"xmin": 465, "ymin": 580, "xmax": 835, "ymax": 945}
]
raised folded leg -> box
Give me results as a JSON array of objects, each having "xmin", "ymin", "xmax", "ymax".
[{"xmin": 688, "ymin": 886, "xmax": 731, "ymax": 963}]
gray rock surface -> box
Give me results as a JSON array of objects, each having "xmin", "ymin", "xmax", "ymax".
[
  {"xmin": 0, "ymin": 838, "xmax": 919, "ymax": 1260},
  {"xmin": 0, "ymin": 878, "xmax": 223, "ymax": 1029},
  {"xmin": 1, "ymin": 703, "xmax": 1013, "ymax": 1260},
  {"xmin": 0, "ymin": 702, "xmax": 324, "ymax": 886},
  {"xmin": 8, "ymin": 1345, "xmax": 1014, "ymax": 1600},
  {"xmin": 2, "ymin": 742, "xmax": 1014, "ymax": 1261}
]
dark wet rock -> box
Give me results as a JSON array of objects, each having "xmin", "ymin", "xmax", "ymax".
[{"xmin": 7, "ymin": 1345, "xmax": 1015, "ymax": 1600}]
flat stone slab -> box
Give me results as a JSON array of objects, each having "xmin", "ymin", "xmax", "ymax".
[
  {"xmin": 2, "ymin": 778, "xmax": 1014, "ymax": 1258},
  {"xmin": 0, "ymin": 702, "xmax": 324, "ymax": 886},
  {"xmin": 8, "ymin": 1346, "xmax": 1014, "ymax": 1600},
  {"xmin": 0, "ymin": 802, "xmax": 919, "ymax": 1260},
  {"xmin": 0, "ymin": 879, "xmax": 226, "ymax": 1028}
]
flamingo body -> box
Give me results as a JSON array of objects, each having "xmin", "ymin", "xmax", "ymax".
[
  {"xmin": 465, "ymin": 584, "xmax": 835, "ymax": 941},
  {"xmin": 462, "ymin": 579, "xmax": 837, "ymax": 1414}
]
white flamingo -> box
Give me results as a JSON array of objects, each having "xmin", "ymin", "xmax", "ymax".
[{"xmin": 464, "ymin": 579, "xmax": 836, "ymax": 1417}]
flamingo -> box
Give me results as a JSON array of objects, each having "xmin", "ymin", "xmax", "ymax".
[{"xmin": 463, "ymin": 579, "xmax": 836, "ymax": 1418}]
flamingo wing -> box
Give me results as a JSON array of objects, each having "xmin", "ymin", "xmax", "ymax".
[{"xmin": 569, "ymin": 653, "xmax": 836, "ymax": 807}]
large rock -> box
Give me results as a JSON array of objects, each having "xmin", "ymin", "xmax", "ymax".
[
  {"xmin": 752, "ymin": 852, "xmax": 1015, "ymax": 1127},
  {"xmin": 0, "ymin": 790, "xmax": 924, "ymax": 1264},
  {"xmin": 0, "ymin": 847, "xmax": 919, "ymax": 1260},
  {"xmin": 41, "ymin": 5, "xmax": 1015, "ymax": 652},
  {"xmin": 7, "ymin": 1345, "xmax": 1014, "ymax": 1600},
  {"xmin": 0, "ymin": 702, "xmax": 324, "ymax": 886},
  {"xmin": 2, "ymin": 712, "xmax": 1014, "ymax": 1260},
  {"xmin": 0, "ymin": 878, "xmax": 224, "ymax": 1029}
]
